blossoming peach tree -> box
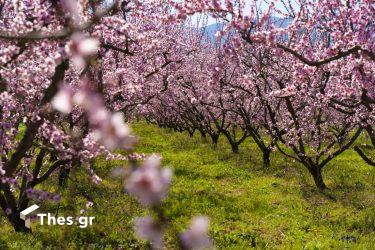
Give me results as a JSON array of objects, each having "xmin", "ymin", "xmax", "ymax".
[{"xmin": 0, "ymin": 1, "xmax": 213, "ymax": 248}]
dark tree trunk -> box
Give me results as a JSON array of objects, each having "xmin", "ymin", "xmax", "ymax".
[
  {"xmin": 354, "ymin": 126, "xmax": 375, "ymax": 167},
  {"xmin": 58, "ymin": 167, "xmax": 70, "ymax": 187},
  {"xmin": 366, "ymin": 126, "xmax": 375, "ymax": 146},
  {"xmin": 199, "ymin": 130, "xmax": 206, "ymax": 139},
  {"xmin": 9, "ymin": 212, "xmax": 31, "ymax": 233},
  {"xmin": 231, "ymin": 143, "xmax": 239, "ymax": 154},
  {"xmin": 262, "ymin": 148, "xmax": 271, "ymax": 167},
  {"xmin": 211, "ymin": 134, "xmax": 219, "ymax": 145},
  {"xmin": 188, "ymin": 130, "xmax": 194, "ymax": 137},
  {"xmin": 309, "ymin": 167, "xmax": 327, "ymax": 191}
]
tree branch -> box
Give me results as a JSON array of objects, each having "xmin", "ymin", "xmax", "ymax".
[
  {"xmin": 277, "ymin": 44, "xmax": 365, "ymax": 67},
  {"xmin": 354, "ymin": 146, "xmax": 375, "ymax": 167}
]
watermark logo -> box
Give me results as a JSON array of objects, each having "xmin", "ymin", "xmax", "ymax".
[
  {"xmin": 20, "ymin": 204, "xmax": 95, "ymax": 229},
  {"xmin": 20, "ymin": 204, "xmax": 39, "ymax": 229}
]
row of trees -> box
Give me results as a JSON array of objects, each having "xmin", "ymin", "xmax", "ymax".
[
  {"xmin": 0, "ymin": 0, "xmax": 373, "ymax": 249},
  {"xmin": 144, "ymin": 0, "xmax": 374, "ymax": 192}
]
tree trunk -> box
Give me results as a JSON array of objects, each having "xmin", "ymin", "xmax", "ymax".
[
  {"xmin": 262, "ymin": 148, "xmax": 271, "ymax": 167},
  {"xmin": 188, "ymin": 130, "xmax": 194, "ymax": 138},
  {"xmin": 58, "ymin": 167, "xmax": 70, "ymax": 187},
  {"xmin": 9, "ymin": 212, "xmax": 32, "ymax": 233},
  {"xmin": 211, "ymin": 134, "xmax": 219, "ymax": 145},
  {"xmin": 365, "ymin": 126, "xmax": 375, "ymax": 146},
  {"xmin": 199, "ymin": 131, "xmax": 206, "ymax": 139},
  {"xmin": 231, "ymin": 143, "xmax": 239, "ymax": 154},
  {"xmin": 309, "ymin": 167, "xmax": 327, "ymax": 191}
]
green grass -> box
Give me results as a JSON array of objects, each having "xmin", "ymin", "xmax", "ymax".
[{"xmin": 1, "ymin": 121, "xmax": 374, "ymax": 249}]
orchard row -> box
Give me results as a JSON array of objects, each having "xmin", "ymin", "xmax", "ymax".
[{"xmin": 0, "ymin": 1, "xmax": 373, "ymax": 249}]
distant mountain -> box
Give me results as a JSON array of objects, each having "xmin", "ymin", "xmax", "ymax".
[
  {"xmin": 202, "ymin": 23, "xmax": 226, "ymax": 38},
  {"xmin": 269, "ymin": 16, "xmax": 293, "ymax": 28},
  {"xmin": 200, "ymin": 17, "xmax": 293, "ymax": 42},
  {"xmin": 199, "ymin": 23, "xmax": 226, "ymax": 42}
]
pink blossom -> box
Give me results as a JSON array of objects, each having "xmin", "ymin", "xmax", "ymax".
[
  {"xmin": 92, "ymin": 112, "xmax": 135, "ymax": 150},
  {"xmin": 134, "ymin": 216, "xmax": 164, "ymax": 249},
  {"xmin": 0, "ymin": 161, "xmax": 5, "ymax": 176},
  {"xmin": 126, "ymin": 155, "xmax": 172, "ymax": 206},
  {"xmin": 26, "ymin": 188, "xmax": 61, "ymax": 202},
  {"xmin": 60, "ymin": 0, "xmax": 80, "ymax": 21},
  {"xmin": 180, "ymin": 216, "xmax": 212, "ymax": 250},
  {"xmin": 51, "ymin": 86, "xmax": 74, "ymax": 114},
  {"xmin": 72, "ymin": 88, "xmax": 102, "ymax": 112},
  {"xmin": 66, "ymin": 33, "xmax": 100, "ymax": 70}
]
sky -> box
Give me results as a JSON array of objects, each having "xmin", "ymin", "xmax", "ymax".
[{"xmin": 190, "ymin": 0, "xmax": 300, "ymax": 27}]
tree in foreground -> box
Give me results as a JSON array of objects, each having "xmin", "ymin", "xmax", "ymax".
[{"xmin": 0, "ymin": 2, "xmax": 213, "ymax": 248}]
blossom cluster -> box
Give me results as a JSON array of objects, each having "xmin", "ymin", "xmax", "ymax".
[{"xmin": 112, "ymin": 154, "xmax": 213, "ymax": 249}]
